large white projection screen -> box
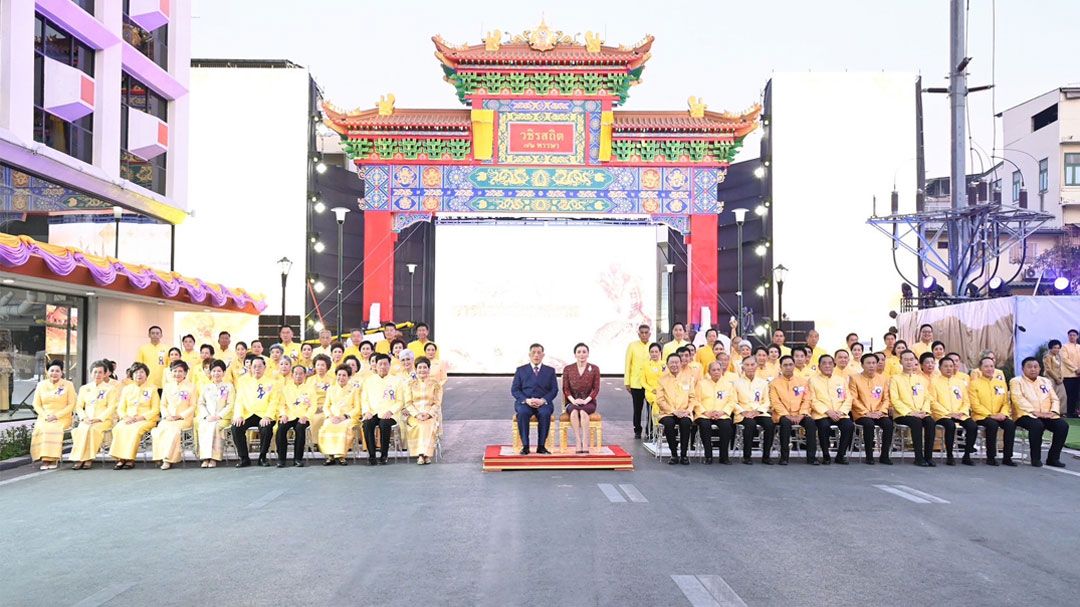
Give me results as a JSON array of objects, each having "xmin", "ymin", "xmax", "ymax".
[{"xmin": 435, "ymin": 222, "xmax": 657, "ymax": 374}]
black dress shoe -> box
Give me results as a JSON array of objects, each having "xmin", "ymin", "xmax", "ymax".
[
  {"xmin": 1046, "ymin": 460, "xmax": 1066, "ymax": 468},
  {"xmin": 323, "ymin": 458, "xmax": 335, "ymax": 466},
  {"xmin": 519, "ymin": 447, "xmax": 530, "ymax": 455},
  {"xmin": 720, "ymin": 458, "xmax": 732, "ymax": 465},
  {"xmin": 986, "ymin": 458, "xmax": 999, "ymax": 466},
  {"xmin": 257, "ymin": 458, "xmax": 270, "ymax": 467},
  {"xmin": 537, "ymin": 447, "xmax": 551, "ymax": 455},
  {"xmin": 276, "ymin": 462, "xmax": 286, "ymax": 468},
  {"xmin": 926, "ymin": 459, "xmax": 937, "ymax": 467},
  {"xmin": 680, "ymin": 456, "xmax": 690, "ymax": 465},
  {"xmin": 703, "ymin": 457, "xmax": 713, "ymax": 465},
  {"xmin": 962, "ymin": 455, "xmax": 975, "ymax": 466},
  {"xmin": 946, "ymin": 456, "xmax": 956, "ymax": 466},
  {"xmin": 835, "ymin": 457, "xmax": 849, "ymax": 465},
  {"xmin": 668, "ymin": 457, "xmax": 680, "ymax": 465},
  {"xmin": 378, "ymin": 456, "xmax": 388, "ymax": 465},
  {"xmin": 294, "ymin": 461, "xmax": 305, "ymax": 468},
  {"xmin": 742, "ymin": 457, "xmax": 753, "ymax": 465},
  {"xmin": 865, "ymin": 457, "xmax": 875, "ymax": 465},
  {"xmin": 807, "ymin": 458, "xmax": 820, "ymax": 466},
  {"xmin": 821, "ymin": 457, "xmax": 831, "ymax": 466},
  {"xmin": 1031, "ymin": 460, "xmax": 1043, "ymax": 468},
  {"xmin": 634, "ymin": 432, "xmax": 642, "ymax": 439},
  {"xmin": 761, "ymin": 457, "xmax": 774, "ymax": 465},
  {"xmin": 778, "ymin": 458, "xmax": 789, "ymax": 466},
  {"xmin": 1002, "ymin": 458, "xmax": 1017, "ymax": 467},
  {"xmin": 235, "ymin": 460, "xmax": 251, "ymax": 468},
  {"xmin": 879, "ymin": 456, "xmax": 893, "ymax": 465},
  {"xmin": 368, "ymin": 458, "xmax": 378, "ymax": 466},
  {"xmin": 915, "ymin": 459, "xmax": 929, "ymax": 467}
]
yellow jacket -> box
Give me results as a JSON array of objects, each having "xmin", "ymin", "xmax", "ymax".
[
  {"xmin": 136, "ymin": 342, "xmax": 169, "ymax": 388},
  {"xmin": 281, "ymin": 380, "xmax": 317, "ymax": 420},
  {"xmin": 929, "ymin": 374, "xmax": 971, "ymax": 420},
  {"xmin": 305, "ymin": 373, "xmax": 333, "ymax": 413},
  {"xmin": 882, "ymin": 356, "xmax": 902, "ymax": 379},
  {"xmin": 361, "ymin": 373, "xmax": 405, "ymax": 417},
  {"xmin": 655, "ymin": 372, "xmax": 696, "ymax": 417},
  {"xmin": 234, "ymin": 374, "xmax": 284, "ymax": 419},
  {"xmin": 642, "ymin": 360, "xmax": 665, "ymax": 407},
  {"xmin": 1009, "ymin": 375, "xmax": 1060, "ymax": 420},
  {"xmin": 74, "ymin": 381, "xmax": 118, "ymax": 426},
  {"xmin": 116, "ymin": 382, "xmax": 160, "ymax": 423},
  {"xmin": 624, "ymin": 340, "xmax": 651, "ymax": 388},
  {"xmin": 889, "ymin": 373, "xmax": 931, "ymax": 417},
  {"xmin": 695, "ymin": 344, "xmax": 717, "ymax": 370},
  {"xmin": 769, "ymin": 374, "xmax": 811, "ymax": 422},
  {"xmin": 693, "ymin": 376, "xmax": 736, "ymax": 419},
  {"xmin": 968, "ymin": 372, "xmax": 1010, "ymax": 420},
  {"xmin": 733, "ymin": 375, "xmax": 771, "ymax": 422},
  {"xmin": 160, "ymin": 380, "xmax": 196, "ymax": 421},
  {"xmin": 661, "ymin": 339, "xmax": 689, "ymax": 362},
  {"xmin": 808, "ymin": 372, "xmax": 852, "ymax": 419},
  {"xmin": 33, "ymin": 379, "xmax": 76, "ymax": 425},
  {"xmin": 849, "ymin": 373, "xmax": 890, "ymax": 419}
]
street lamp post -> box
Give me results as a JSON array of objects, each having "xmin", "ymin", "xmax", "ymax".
[
  {"xmin": 732, "ymin": 208, "xmax": 748, "ymax": 336},
  {"xmin": 331, "ymin": 207, "xmax": 350, "ymax": 336},
  {"xmin": 664, "ymin": 263, "xmax": 675, "ymax": 334},
  {"xmin": 112, "ymin": 206, "xmax": 122, "ymax": 258},
  {"xmin": 773, "ymin": 264, "xmax": 788, "ymax": 332},
  {"xmin": 276, "ymin": 257, "xmax": 292, "ymax": 328},
  {"xmin": 406, "ymin": 263, "xmax": 418, "ymax": 322}
]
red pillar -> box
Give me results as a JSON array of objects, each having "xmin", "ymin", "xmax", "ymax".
[
  {"xmin": 688, "ymin": 214, "xmax": 718, "ymax": 327},
  {"xmin": 362, "ymin": 211, "xmax": 395, "ymax": 321}
]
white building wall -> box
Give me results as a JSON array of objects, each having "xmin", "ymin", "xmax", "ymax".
[
  {"xmin": 1001, "ymin": 89, "xmax": 1062, "ymax": 222},
  {"xmin": 770, "ymin": 72, "xmax": 919, "ymax": 352},
  {"xmin": 180, "ymin": 65, "xmax": 310, "ymax": 326},
  {"xmin": 88, "ymin": 297, "xmax": 175, "ymax": 369}
]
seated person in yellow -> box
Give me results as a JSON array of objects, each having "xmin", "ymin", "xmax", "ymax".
[
  {"xmin": 230, "ymin": 356, "xmax": 283, "ymax": 468},
  {"xmin": 304, "ymin": 354, "xmax": 334, "ymax": 446},
  {"xmin": 30, "ymin": 360, "xmax": 77, "ymax": 470},
  {"xmin": 890, "ymin": 350, "xmax": 936, "ymax": 467},
  {"xmin": 319, "ymin": 364, "xmax": 361, "ymax": 465},
  {"xmin": 808, "ymin": 355, "xmax": 854, "ymax": 465},
  {"xmin": 1010, "ymin": 356, "xmax": 1069, "ymax": 468},
  {"xmin": 68, "ymin": 360, "xmax": 118, "ymax": 470},
  {"xmin": 733, "ymin": 356, "xmax": 774, "ymax": 465},
  {"xmin": 195, "ymin": 359, "xmax": 233, "ymax": 468},
  {"xmin": 641, "ymin": 343, "xmax": 665, "ymax": 427},
  {"xmin": 968, "ymin": 356, "xmax": 1016, "ymax": 466},
  {"xmin": 849, "ymin": 353, "xmax": 893, "ymax": 465},
  {"xmin": 694, "ymin": 361, "xmax": 736, "ymax": 464},
  {"xmin": 277, "ymin": 364, "xmax": 316, "ymax": 467},
  {"xmin": 152, "ymin": 361, "xmax": 196, "ymax": 470},
  {"xmin": 929, "ymin": 357, "xmax": 978, "ymax": 466},
  {"xmin": 770, "ymin": 355, "xmax": 818, "ymax": 465},
  {"xmin": 361, "ymin": 353, "xmax": 406, "ymax": 465},
  {"xmin": 655, "ymin": 353, "xmax": 697, "ymax": 465},
  {"xmin": 109, "ymin": 363, "xmax": 160, "ymax": 469},
  {"xmin": 405, "ymin": 357, "xmax": 443, "ymax": 465}
]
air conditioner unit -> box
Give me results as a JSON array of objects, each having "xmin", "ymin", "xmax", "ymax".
[{"xmin": 1023, "ymin": 267, "xmax": 1037, "ymax": 280}]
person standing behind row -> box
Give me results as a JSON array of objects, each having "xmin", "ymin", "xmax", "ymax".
[
  {"xmin": 624, "ymin": 324, "xmax": 652, "ymax": 439},
  {"xmin": 1063, "ymin": 329, "xmax": 1080, "ymax": 418}
]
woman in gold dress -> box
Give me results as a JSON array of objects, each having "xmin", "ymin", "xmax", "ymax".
[
  {"xmin": 30, "ymin": 360, "xmax": 76, "ymax": 470},
  {"xmin": 405, "ymin": 357, "xmax": 443, "ymax": 465},
  {"xmin": 109, "ymin": 362, "xmax": 160, "ymax": 469}
]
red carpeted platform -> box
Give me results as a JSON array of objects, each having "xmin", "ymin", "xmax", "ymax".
[{"xmin": 482, "ymin": 445, "xmax": 634, "ymax": 471}]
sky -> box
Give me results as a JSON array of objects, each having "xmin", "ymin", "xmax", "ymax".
[{"xmin": 190, "ymin": 0, "xmax": 1080, "ymax": 177}]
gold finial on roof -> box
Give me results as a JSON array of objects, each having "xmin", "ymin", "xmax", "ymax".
[
  {"xmin": 584, "ymin": 31, "xmax": 602, "ymax": 53},
  {"xmin": 688, "ymin": 96, "xmax": 707, "ymax": 118},
  {"xmin": 377, "ymin": 93, "xmax": 396, "ymax": 116},
  {"xmin": 484, "ymin": 29, "xmax": 501, "ymax": 51}
]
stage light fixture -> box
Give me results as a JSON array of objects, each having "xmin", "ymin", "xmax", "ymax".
[
  {"xmin": 921, "ymin": 276, "xmax": 937, "ymax": 291},
  {"xmin": 755, "ymin": 285, "xmax": 766, "ymax": 296},
  {"xmin": 313, "ymin": 241, "xmax": 325, "ymax": 253},
  {"xmin": 988, "ymin": 277, "xmax": 1003, "ymax": 290},
  {"xmin": 753, "ymin": 166, "xmax": 765, "ymax": 179},
  {"xmin": 754, "ymin": 244, "xmax": 767, "ymax": 256},
  {"xmin": 754, "ymin": 325, "xmax": 767, "ymax": 337},
  {"xmin": 313, "ymin": 321, "xmax": 324, "ymax": 332},
  {"xmin": 1053, "ymin": 276, "xmax": 1070, "ymax": 292},
  {"xmin": 314, "ymin": 201, "xmax": 326, "ymax": 213},
  {"xmin": 315, "ymin": 162, "xmax": 327, "ymax": 174},
  {"xmin": 314, "ymin": 281, "xmax": 325, "ymax": 293},
  {"xmin": 754, "ymin": 204, "xmax": 767, "ymax": 216}
]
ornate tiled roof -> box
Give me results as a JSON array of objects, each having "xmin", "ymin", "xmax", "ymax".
[
  {"xmin": 613, "ymin": 105, "xmax": 761, "ymax": 137},
  {"xmin": 322, "ymin": 103, "xmax": 471, "ymax": 134},
  {"xmin": 433, "ymin": 24, "xmax": 653, "ymax": 69}
]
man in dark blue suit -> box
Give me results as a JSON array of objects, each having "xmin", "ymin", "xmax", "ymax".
[{"xmin": 511, "ymin": 343, "xmax": 559, "ymax": 455}]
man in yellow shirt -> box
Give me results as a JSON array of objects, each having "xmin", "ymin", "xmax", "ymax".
[
  {"xmin": 769, "ymin": 355, "xmax": 818, "ymax": 465},
  {"xmin": 890, "ymin": 350, "xmax": 936, "ymax": 467},
  {"xmin": 695, "ymin": 328, "xmax": 719, "ymax": 369},
  {"xmin": 374, "ymin": 322, "xmax": 398, "ymax": 355},
  {"xmin": 849, "ymin": 353, "xmax": 894, "ymax": 465},
  {"xmin": 135, "ymin": 325, "xmax": 168, "ymax": 390},
  {"xmin": 230, "ymin": 356, "xmax": 283, "ymax": 468},
  {"xmin": 655, "ymin": 353, "xmax": 696, "ymax": 465},
  {"xmin": 624, "ymin": 324, "xmax": 652, "ymax": 439},
  {"xmin": 845, "ymin": 333, "xmax": 860, "ymax": 351},
  {"xmin": 771, "ymin": 329, "xmax": 792, "ymax": 357},
  {"xmin": 216, "ymin": 331, "xmax": 232, "ymax": 365},
  {"xmin": 929, "ymin": 357, "xmax": 978, "ymax": 466},
  {"xmin": 278, "ymin": 326, "xmax": 301, "ymax": 360},
  {"xmin": 910, "ymin": 323, "xmax": 935, "ymax": 358},
  {"xmin": 808, "ymin": 355, "xmax": 854, "ymax": 465},
  {"xmin": 1063, "ymin": 329, "xmax": 1080, "ymax": 417},
  {"xmin": 679, "ymin": 346, "xmax": 703, "ymax": 382},
  {"xmin": 406, "ymin": 322, "xmax": 434, "ymax": 359},
  {"xmin": 968, "ymin": 355, "xmax": 1016, "ymax": 466},
  {"xmin": 661, "ymin": 322, "xmax": 690, "ymax": 362},
  {"xmin": 312, "ymin": 328, "xmax": 334, "ymax": 359},
  {"xmin": 361, "ymin": 353, "xmax": 405, "ymax": 465},
  {"xmin": 733, "ymin": 357, "xmax": 774, "ymax": 465},
  {"xmin": 694, "ymin": 361, "xmax": 736, "ymax": 464},
  {"xmin": 1010, "ymin": 356, "xmax": 1069, "ymax": 467},
  {"xmin": 804, "ymin": 330, "xmax": 828, "ymax": 368}
]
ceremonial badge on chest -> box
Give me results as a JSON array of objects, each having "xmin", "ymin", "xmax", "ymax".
[
  {"xmin": 1040, "ymin": 384, "xmax": 1049, "ymax": 394},
  {"xmin": 257, "ymin": 384, "xmax": 267, "ymax": 399},
  {"xmin": 754, "ymin": 390, "xmax": 762, "ymax": 402},
  {"xmin": 835, "ymin": 387, "xmax": 846, "ymax": 400},
  {"xmin": 55, "ymin": 387, "xmax": 64, "ymax": 395},
  {"xmin": 912, "ymin": 385, "xmax": 921, "ymax": 396},
  {"xmin": 97, "ymin": 390, "xmax": 106, "ymax": 400},
  {"xmin": 952, "ymin": 387, "xmax": 962, "ymax": 400},
  {"xmin": 682, "ymin": 383, "xmax": 691, "ymax": 391},
  {"xmin": 179, "ymin": 391, "xmax": 189, "ymax": 400},
  {"xmin": 384, "ymin": 387, "xmax": 397, "ymax": 400},
  {"xmin": 872, "ymin": 386, "xmax": 883, "ymax": 399},
  {"xmin": 994, "ymin": 386, "xmax": 1005, "ymax": 396},
  {"xmin": 716, "ymin": 391, "xmax": 726, "ymax": 400},
  {"xmin": 793, "ymin": 386, "xmax": 805, "ymax": 396}
]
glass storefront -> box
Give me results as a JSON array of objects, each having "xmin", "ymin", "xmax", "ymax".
[{"xmin": 0, "ymin": 285, "xmax": 86, "ymax": 421}]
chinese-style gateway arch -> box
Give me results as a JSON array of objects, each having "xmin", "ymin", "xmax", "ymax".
[{"xmin": 323, "ymin": 22, "xmax": 760, "ymax": 327}]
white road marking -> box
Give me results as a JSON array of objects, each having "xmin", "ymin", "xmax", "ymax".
[
  {"xmin": 874, "ymin": 484, "xmax": 931, "ymax": 504},
  {"xmin": 694, "ymin": 575, "xmax": 749, "ymax": 607},
  {"xmin": 0, "ymin": 469, "xmax": 55, "ymax": 486},
  {"xmin": 246, "ymin": 489, "xmax": 286, "ymax": 509},
  {"xmin": 671, "ymin": 575, "xmax": 721, "ymax": 607},
  {"xmin": 893, "ymin": 485, "xmax": 950, "ymax": 504},
  {"xmin": 71, "ymin": 582, "xmax": 135, "ymax": 607},
  {"xmin": 598, "ymin": 483, "xmax": 626, "ymax": 502},
  {"xmin": 1045, "ymin": 466, "xmax": 1080, "ymax": 478},
  {"xmin": 619, "ymin": 483, "xmax": 648, "ymax": 502}
]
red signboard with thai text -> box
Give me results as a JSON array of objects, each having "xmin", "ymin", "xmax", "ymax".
[{"xmin": 507, "ymin": 122, "xmax": 576, "ymax": 154}]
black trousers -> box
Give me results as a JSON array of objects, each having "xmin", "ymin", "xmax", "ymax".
[
  {"xmin": 778, "ymin": 416, "xmax": 817, "ymax": 460},
  {"xmin": 362, "ymin": 417, "xmax": 397, "ymax": 459},
  {"xmin": 1016, "ymin": 415, "xmax": 1069, "ymax": 463},
  {"xmin": 1064, "ymin": 377, "xmax": 1080, "ymax": 417},
  {"xmin": 740, "ymin": 416, "xmax": 775, "ymax": 459},
  {"xmin": 935, "ymin": 417, "xmax": 978, "ymax": 457},
  {"xmin": 660, "ymin": 415, "xmax": 693, "ymax": 457},
  {"xmin": 696, "ymin": 417, "xmax": 733, "ymax": 460},
  {"xmin": 232, "ymin": 415, "xmax": 274, "ymax": 462},
  {"xmin": 815, "ymin": 417, "xmax": 854, "ymax": 459},
  {"xmin": 857, "ymin": 416, "xmax": 894, "ymax": 457},
  {"xmin": 896, "ymin": 415, "xmax": 935, "ymax": 461},
  {"xmin": 977, "ymin": 417, "xmax": 1015, "ymax": 461},
  {"xmin": 629, "ymin": 387, "xmax": 646, "ymax": 434},
  {"xmin": 274, "ymin": 418, "xmax": 309, "ymax": 462}
]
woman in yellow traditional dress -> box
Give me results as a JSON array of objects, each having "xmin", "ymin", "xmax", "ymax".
[
  {"xmin": 304, "ymin": 354, "xmax": 333, "ymax": 448},
  {"xmin": 109, "ymin": 363, "xmax": 160, "ymax": 468},
  {"xmin": 68, "ymin": 360, "xmax": 118, "ymax": 469},
  {"xmin": 151, "ymin": 361, "xmax": 196, "ymax": 469},
  {"xmin": 641, "ymin": 343, "xmax": 665, "ymax": 429},
  {"xmin": 30, "ymin": 360, "xmax": 76, "ymax": 470},
  {"xmin": 319, "ymin": 365, "xmax": 360, "ymax": 465},
  {"xmin": 423, "ymin": 342, "xmax": 448, "ymax": 386},
  {"xmin": 405, "ymin": 357, "xmax": 443, "ymax": 465},
  {"xmin": 196, "ymin": 360, "xmax": 232, "ymax": 468}
]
